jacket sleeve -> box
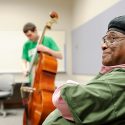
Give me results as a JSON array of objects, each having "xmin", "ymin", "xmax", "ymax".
[{"xmin": 60, "ymin": 71, "xmax": 125, "ymax": 125}]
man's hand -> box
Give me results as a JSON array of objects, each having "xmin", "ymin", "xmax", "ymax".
[
  {"xmin": 23, "ymin": 69, "xmax": 29, "ymax": 77},
  {"xmin": 37, "ymin": 45, "xmax": 49, "ymax": 53},
  {"xmin": 37, "ymin": 45, "xmax": 62, "ymax": 59}
]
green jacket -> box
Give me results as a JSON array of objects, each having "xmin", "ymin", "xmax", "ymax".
[{"xmin": 43, "ymin": 68, "xmax": 125, "ymax": 125}]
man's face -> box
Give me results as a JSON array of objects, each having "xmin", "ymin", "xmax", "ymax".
[
  {"xmin": 101, "ymin": 30, "xmax": 125, "ymax": 66},
  {"xmin": 25, "ymin": 30, "xmax": 38, "ymax": 41}
]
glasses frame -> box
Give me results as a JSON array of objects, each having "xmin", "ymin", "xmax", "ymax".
[{"xmin": 102, "ymin": 35, "xmax": 125, "ymax": 46}]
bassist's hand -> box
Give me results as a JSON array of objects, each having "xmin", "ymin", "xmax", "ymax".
[
  {"xmin": 37, "ymin": 45, "xmax": 49, "ymax": 53},
  {"xmin": 23, "ymin": 69, "xmax": 29, "ymax": 77}
]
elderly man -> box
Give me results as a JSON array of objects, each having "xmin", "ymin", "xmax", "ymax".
[{"xmin": 43, "ymin": 16, "xmax": 125, "ymax": 125}]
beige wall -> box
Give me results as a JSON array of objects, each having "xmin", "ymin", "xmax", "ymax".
[
  {"xmin": 0, "ymin": 0, "xmax": 72, "ymax": 30},
  {"xmin": 72, "ymin": 0, "xmax": 120, "ymax": 29}
]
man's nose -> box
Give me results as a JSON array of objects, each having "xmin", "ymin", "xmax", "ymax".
[{"xmin": 101, "ymin": 42, "xmax": 108, "ymax": 50}]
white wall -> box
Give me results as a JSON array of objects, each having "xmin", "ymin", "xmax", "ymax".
[{"xmin": 0, "ymin": 0, "xmax": 73, "ymax": 83}]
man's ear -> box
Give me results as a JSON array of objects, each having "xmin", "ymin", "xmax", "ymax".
[
  {"xmin": 35, "ymin": 28, "xmax": 37, "ymax": 31},
  {"xmin": 34, "ymin": 28, "xmax": 38, "ymax": 33}
]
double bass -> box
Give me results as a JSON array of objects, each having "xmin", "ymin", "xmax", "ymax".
[{"xmin": 21, "ymin": 11, "xmax": 58, "ymax": 125}]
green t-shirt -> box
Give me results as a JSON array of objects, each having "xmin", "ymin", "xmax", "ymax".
[{"xmin": 22, "ymin": 36, "xmax": 60, "ymax": 62}]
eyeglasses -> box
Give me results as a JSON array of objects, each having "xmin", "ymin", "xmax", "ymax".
[{"xmin": 102, "ymin": 35, "xmax": 125, "ymax": 46}]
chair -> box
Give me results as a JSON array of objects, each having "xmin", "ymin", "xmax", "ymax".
[{"xmin": 0, "ymin": 74, "xmax": 14, "ymax": 117}]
